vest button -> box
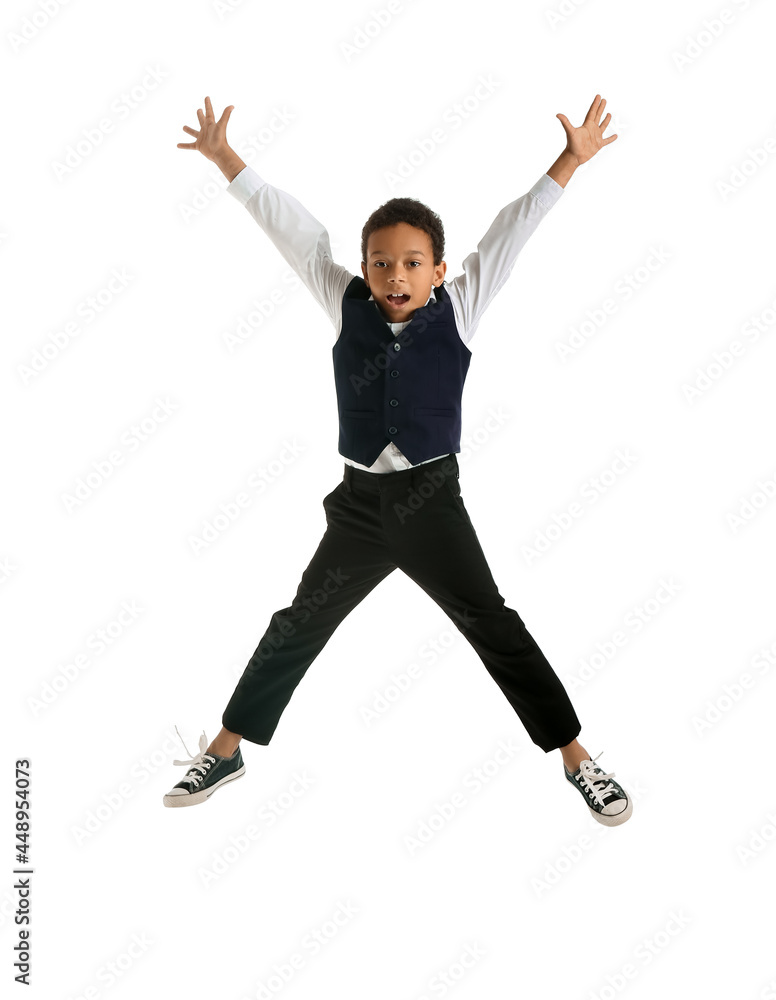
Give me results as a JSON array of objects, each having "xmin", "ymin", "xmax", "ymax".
[
  {"xmin": 393, "ymin": 343, "xmax": 401, "ymax": 351},
  {"xmin": 389, "ymin": 398, "xmax": 398, "ymax": 406},
  {"xmin": 390, "ymin": 369, "xmax": 399, "ymax": 377},
  {"xmin": 388, "ymin": 426, "xmax": 398, "ymax": 435}
]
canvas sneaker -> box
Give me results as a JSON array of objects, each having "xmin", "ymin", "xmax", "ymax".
[
  {"xmin": 564, "ymin": 751, "xmax": 632, "ymax": 826},
  {"xmin": 163, "ymin": 728, "xmax": 245, "ymax": 808}
]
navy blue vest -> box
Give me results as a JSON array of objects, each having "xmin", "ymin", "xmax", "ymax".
[{"xmin": 332, "ymin": 276, "xmax": 472, "ymax": 467}]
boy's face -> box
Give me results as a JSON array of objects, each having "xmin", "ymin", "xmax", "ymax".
[{"xmin": 361, "ymin": 223, "xmax": 447, "ymax": 323}]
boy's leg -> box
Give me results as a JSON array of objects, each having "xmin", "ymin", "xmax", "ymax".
[
  {"xmin": 385, "ymin": 459, "xmax": 581, "ymax": 753},
  {"xmin": 221, "ymin": 478, "xmax": 396, "ymax": 745}
]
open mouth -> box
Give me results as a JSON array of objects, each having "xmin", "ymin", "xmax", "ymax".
[{"xmin": 386, "ymin": 293, "xmax": 410, "ymax": 308}]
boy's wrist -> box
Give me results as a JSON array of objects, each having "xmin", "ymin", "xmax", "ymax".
[
  {"xmin": 546, "ymin": 148, "xmax": 580, "ymax": 189},
  {"xmin": 214, "ymin": 148, "xmax": 247, "ymax": 183}
]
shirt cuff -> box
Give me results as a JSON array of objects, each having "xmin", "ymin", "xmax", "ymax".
[
  {"xmin": 529, "ymin": 173, "xmax": 565, "ymax": 210},
  {"xmin": 227, "ymin": 163, "xmax": 266, "ymax": 206}
]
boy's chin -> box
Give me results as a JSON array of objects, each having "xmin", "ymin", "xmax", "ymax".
[{"xmin": 379, "ymin": 304, "xmax": 414, "ymax": 322}]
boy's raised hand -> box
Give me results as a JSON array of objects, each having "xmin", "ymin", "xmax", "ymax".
[
  {"xmin": 556, "ymin": 94, "xmax": 617, "ymax": 165},
  {"xmin": 178, "ymin": 96, "xmax": 234, "ymax": 162}
]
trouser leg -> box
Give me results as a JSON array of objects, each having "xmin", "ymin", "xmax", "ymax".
[
  {"xmin": 222, "ymin": 480, "xmax": 396, "ymax": 744},
  {"xmin": 384, "ymin": 460, "xmax": 581, "ymax": 753}
]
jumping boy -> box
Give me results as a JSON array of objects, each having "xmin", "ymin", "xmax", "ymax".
[{"xmin": 165, "ymin": 94, "xmax": 632, "ymax": 827}]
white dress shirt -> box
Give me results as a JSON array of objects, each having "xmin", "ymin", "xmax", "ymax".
[{"xmin": 227, "ymin": 165, "xmax": 564, "ymax": 473}]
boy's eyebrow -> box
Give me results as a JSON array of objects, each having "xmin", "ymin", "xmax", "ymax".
[{"xmin": 368, "ymin": 249, "xmax": 426, "ymax": 257}]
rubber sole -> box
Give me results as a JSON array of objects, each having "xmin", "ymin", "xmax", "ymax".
[
  {"xmin": 564, "ymin": 768, "xmax": 633, "ymax": 826},
  {"xmin": 163, "ymin": 765, "xmax": 246, "ymax": 808}
]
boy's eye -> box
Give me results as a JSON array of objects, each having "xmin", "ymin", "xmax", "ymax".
[{"xmin": 373, "ymin": 260, "xmax": 422, "ymax": 267}]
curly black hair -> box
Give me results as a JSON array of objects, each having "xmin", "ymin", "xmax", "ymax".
[{"xmin": 361, "ymin": 197, "xmax": 445, "ymax": 266}]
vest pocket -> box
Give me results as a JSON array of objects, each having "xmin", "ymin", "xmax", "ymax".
[
  {"xmin": 413, "ymin": 407, "xmax": 454, "ymax": 417},
  {"xmin": 343, "ymin": 409, "xmax": 377, "ymax": 417}
]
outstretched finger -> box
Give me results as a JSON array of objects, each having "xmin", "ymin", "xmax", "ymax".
[
  {"xmin": 218, "ymin": 104, "xmax": 235, "ymax": 126},
  {"xmin": 181, "ymin": 125, "xmax": 199, "ymax": 137},
  {"xmin": 205, "ymin": 95, "xmax": 214, "ymax": 119},
  {"xmin": 584, "ymin": 94, "xmax": 602, "ymax": 123}
]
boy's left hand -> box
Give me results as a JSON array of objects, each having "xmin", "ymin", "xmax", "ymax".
[{"xmin": 556, "ymin": 94, "xmax": 617, "ymax": 165}]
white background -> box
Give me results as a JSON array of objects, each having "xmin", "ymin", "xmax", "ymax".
[{"xmin": 3, "ymin": 0, "xmax": 776, "ymax": 997}]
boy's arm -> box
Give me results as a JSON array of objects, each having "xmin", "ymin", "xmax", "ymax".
[
  {"xmin": 224, "ymin": 160, "xmax": 353, "ymax": 330},
  {"xmin": 445, "ymin": 172, "xmax": 565, "ymax": 344},
  {"xmin": 446, "ymin": 94, "xmax": 616, "ymax": 343},
  {"xmin": 178, "ymin": 99, "xmax": 352, "ymax": 330}
]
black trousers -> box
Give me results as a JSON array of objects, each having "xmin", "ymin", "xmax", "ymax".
[{"xmin": 222, "ymin": 453, "xmax": 581, "ymax": 752}]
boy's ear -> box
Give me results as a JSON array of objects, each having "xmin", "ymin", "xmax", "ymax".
[{"xmin": 360, "ymin": 261, "xmax": 369, "ymax": 284}]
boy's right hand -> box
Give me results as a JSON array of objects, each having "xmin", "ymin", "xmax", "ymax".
[{"xmin": 178, "ymin": 96, "xmax": 234, "ymax": 162}]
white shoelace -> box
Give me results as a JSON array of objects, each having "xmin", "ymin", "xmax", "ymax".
[
  {"xmin": 172, "ymin": 726, "xmax": 217, "ymax": 788},
  {"xmin": 576, "ymin": 752, "xmax": 619, "ymax": 807}
]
